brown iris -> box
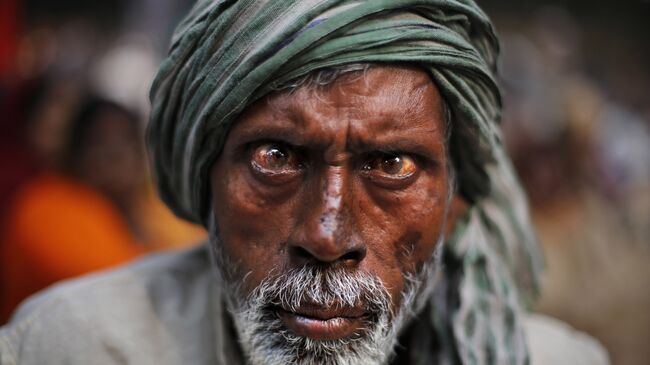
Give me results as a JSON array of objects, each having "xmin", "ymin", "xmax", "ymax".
[
  {"xmin": 250, "ymin": 143, "xmax": 302, "ymax": 184},
  {"xmin": 363, "ymin": 153, "xmax": 418, "ymax": 188}
]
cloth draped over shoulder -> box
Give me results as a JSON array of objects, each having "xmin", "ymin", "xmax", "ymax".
[{"xmin": 147, "ymin": 0, "xmax": 543, "ymax": 364}]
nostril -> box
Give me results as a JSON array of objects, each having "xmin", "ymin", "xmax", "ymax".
[
  {"xmin": 288, "ymin": 244, "xmax": 366, "ymax": 265},
  {"xmin": 341, "ymin": 245, "xmax": 366, "ymax": 264},
  {"xmin": 289, "ymin": 246, "xmax": 314, "ymax": 261}
]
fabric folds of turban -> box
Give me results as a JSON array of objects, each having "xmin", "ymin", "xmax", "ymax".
[{"xmin": 148, "ymin": 1, "xmax": 543, "ymax": 364}]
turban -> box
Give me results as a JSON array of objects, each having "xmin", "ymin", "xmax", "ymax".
[{"xmin": 148, "ymin": 1, "xmax": 543, "ymax": 364}]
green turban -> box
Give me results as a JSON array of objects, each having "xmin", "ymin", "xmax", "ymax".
[{"xmin": 148, "ymin": 1, "xmax": 543, "ymax": 364}]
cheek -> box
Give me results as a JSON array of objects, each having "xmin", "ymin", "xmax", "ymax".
[
  {"xmin": 211, "ymin": 162, "xmax": 295, "ymax": 289},
  {"xmin": 400, "ymin": 185, "xmax": 447, "ymax": 260},
  {"xmin": 357, "ymin": 174, "xmax": 448, "ymax": 294},
  {"xmin": 365, "ymin": 175, "xmax": 447, "ymax": 244}
]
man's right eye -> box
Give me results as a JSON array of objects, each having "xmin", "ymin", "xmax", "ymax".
[{"xmin": 249, "ymin": 142, "xmax": 303, "ymax": 183}]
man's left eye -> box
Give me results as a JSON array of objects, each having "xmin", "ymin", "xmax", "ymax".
[{"xmin": 362, "ymin": 153, "xmax": 418, "ymax": 184}]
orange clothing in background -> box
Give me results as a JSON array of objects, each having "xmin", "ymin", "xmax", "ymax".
[
  {"xmin": 134, "ymin": 185, "xmax": 207, "ymax": 251},
  {"xmin": 0, "ymin": 174, "xmax": 146, "ymax": 322}
]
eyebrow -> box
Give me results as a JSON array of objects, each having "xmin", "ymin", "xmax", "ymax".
[
  {"xmin": 349, "ymin": 136, "xmax": 444, "ymax": 159},
  {"xmin": 232, "ymin": 123, "xmax": 308, "ymax": 147},
  {"xmin": 233, "ymin": 122, "xmax": 445, "ymax": 163}
]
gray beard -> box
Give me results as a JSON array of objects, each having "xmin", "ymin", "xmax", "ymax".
[{"xmin": 208, "ymin": 222, "xmax": 444, "ymax": 365}]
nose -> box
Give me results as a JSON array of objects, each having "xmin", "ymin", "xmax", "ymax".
[{"xmin": 288, "ymin": 167, "xmax": 366, "ymax": 267}]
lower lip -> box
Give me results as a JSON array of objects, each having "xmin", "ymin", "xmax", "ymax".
[{"xmin": 277, "ymin": 309, "xmax": 367, "ymax": 341}]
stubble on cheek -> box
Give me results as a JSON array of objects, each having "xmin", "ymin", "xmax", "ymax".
[{"xmin": 393, "ymin": 231, "xmax": 424, "ymax": 273}]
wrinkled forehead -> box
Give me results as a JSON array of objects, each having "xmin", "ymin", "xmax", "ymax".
[
  {"xmin": 226, "ymin": 65, "xmax": 449, "ymax": 150},
  {"xmin": 268, "ymin": 65, "xmax": 440, "ymax": 110}
]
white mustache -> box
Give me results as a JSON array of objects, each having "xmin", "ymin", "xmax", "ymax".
[{"xmin": 247, "ymin": 265, "xmax": 392, "ymax": 317}]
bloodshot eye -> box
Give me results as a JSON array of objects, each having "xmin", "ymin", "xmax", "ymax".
[
  {"xmin": 362, "ymin": 153, "xmax": 418, "ymax": 189},
  {"xmin": 253, "ymin": 144, "xmax": 290, "ymax": 170},
  {"xmin": 249, "ymin": 142, "xmax": 303, "ymax": 184},
  {"xmin": 379, "ymin": 154, "xmax": 416, "ymax": 176}
]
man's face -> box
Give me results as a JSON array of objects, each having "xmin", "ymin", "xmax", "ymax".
[{"xmin": 210, "ymin": 66, "xmax": 454, "ymax": 364}]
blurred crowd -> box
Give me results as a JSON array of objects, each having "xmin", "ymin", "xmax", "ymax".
[
  {"xmin": 0, "ymin": 0, "xmax": 648, "ymax": 364},
  {"xmin": 488, "ymin": 4, "xmax": 650, "ymax": 365},
  {"xmin": 0, "ymin": 0, "xmax": 204, "ymax": 323}
]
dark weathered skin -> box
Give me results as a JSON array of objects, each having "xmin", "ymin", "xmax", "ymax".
[{"xmin": 210, "ymin": 65, "xmax": 462, "ymax": 340}]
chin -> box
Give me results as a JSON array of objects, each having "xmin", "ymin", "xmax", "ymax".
[{"xmin": 224, "ymin": 265, "xmax": 428, "ymax": 365}]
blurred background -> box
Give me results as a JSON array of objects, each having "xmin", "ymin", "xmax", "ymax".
[{"xmin": 0, "ymin": 0, "xmax": 648, "ymax": 363}]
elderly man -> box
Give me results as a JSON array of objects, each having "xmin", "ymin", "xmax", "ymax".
[{"xmin": 0, "ymin": 1, "xmax": 608, "ymax": 364}]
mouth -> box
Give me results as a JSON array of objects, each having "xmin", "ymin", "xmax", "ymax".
[{"xmin": 274, "ymin": 304, "xmax": 369, "ymax": 341}]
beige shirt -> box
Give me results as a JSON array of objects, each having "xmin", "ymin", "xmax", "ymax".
[{"xmin": 0, "ymin": 246, "xmax": 609, "ymax": 365}]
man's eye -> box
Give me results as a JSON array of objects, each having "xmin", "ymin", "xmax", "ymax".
[
  {"xmin": 362, "ymin": 153, "xmax": 418, "ymax": 186},
  {"xmin": 250, "ymin": 142, "xmax": 301, "ymax": 175}
]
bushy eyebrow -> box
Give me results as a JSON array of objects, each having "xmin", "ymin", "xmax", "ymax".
[
  {"xmin": 231, "ymin": 121, "xmax": 445, "ymax": 167},
  {"xmin": 231, "ymin": 124, "xmax": 308, "ymax": 148},
  {"xmin": 348, "ymin": 136, "xmax": 444, "ymax": 160}
]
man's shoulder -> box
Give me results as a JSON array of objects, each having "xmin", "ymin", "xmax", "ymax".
[
  {"xmin": 8, "ymin": 243, "xmax": 214, "ymax": 321},
  {"xmin": 0, "ymin": 245, "xmax": 217, "ymax": 365},
  {"xmin": 525, "ymin": 313, "xmax": 610, "ymax": 365}
]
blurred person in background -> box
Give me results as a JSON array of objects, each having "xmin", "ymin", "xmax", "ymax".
[
  {"xmin": 0, "ymin": 95, "xmax": 147, "ymax": 322},
  {"xmin": 493, "ymin": 5, "xmax": 650, "ymax": 365},
  {"xmin": 0, "ymin": 1, "xmax": 206, "ymax": 323},
  {"xmin": 0, "ymin": 78, "xmax": 67, "ymax": 222},
  {"xmin": 0, "ymin": 91, "xmax": 204, "ymax": 323}
]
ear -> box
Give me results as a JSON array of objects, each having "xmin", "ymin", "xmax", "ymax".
[{"xmin": 444, "ymin": 194, "xmax": 468, "ymax": 237}]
